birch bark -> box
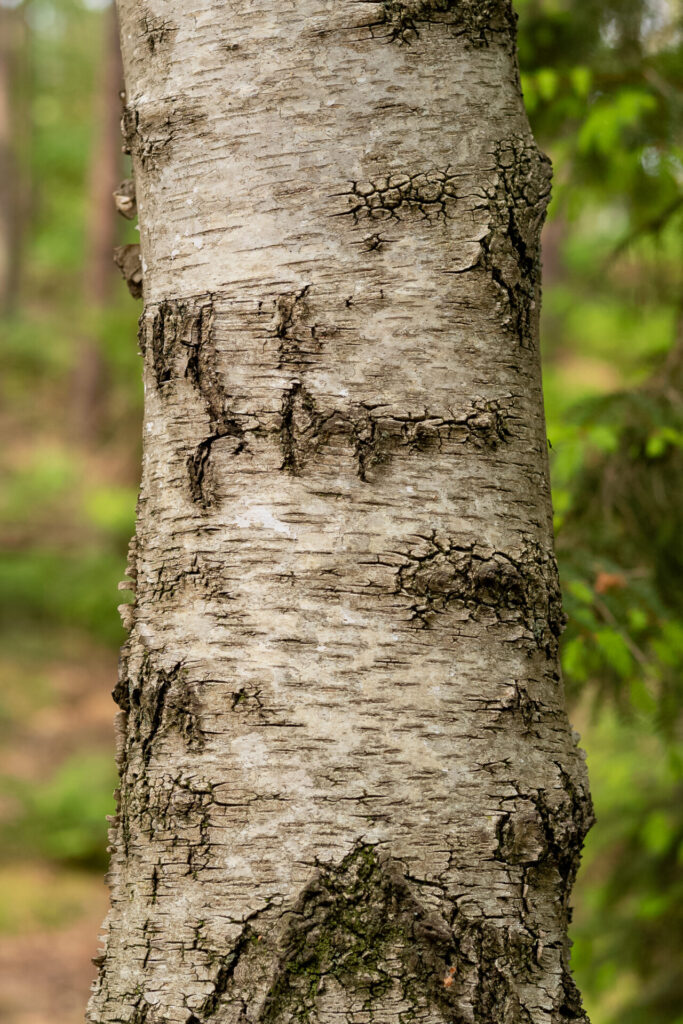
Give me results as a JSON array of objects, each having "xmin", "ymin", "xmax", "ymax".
[{"xmin": 89, "ymin": 2, "xmax": 593, "ymax": 1022}]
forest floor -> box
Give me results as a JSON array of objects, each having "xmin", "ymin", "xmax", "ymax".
[
  {"xmin": 0, "ymin": 882, "xmax": 108, "ymax": 1024},
  {"xmin": 0, "ymin": 646, "xmax": 116, "ymax": 1024}
]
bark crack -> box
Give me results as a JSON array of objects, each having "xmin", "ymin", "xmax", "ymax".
[{"xmin": 336, "ymin": 167, "xmax": 458, "ymax": 223}]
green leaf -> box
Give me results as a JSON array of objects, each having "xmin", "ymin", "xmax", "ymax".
[
  {"xmin": 569, "ymin": 66, "xmax": 592, "ymax": 99},
  {"xmin": 568, "ymin": 580, "xmax": 594, "ymax": 604},
  {"xmin": 83, "ymin": 485, "xmax": 137, "ymax": 536},
  {"xmin": 595, "ymin": 628, "xmax": 634, "ymax": 677},
  {"xmin": 536, "ymin": 68, "xmax": 559, "ymax": 102},
  {"xmin": 640, "ymin": 811, "xmax": 675, "ymax": 856}
]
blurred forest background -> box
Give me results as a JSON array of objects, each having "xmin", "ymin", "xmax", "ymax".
[{"xmin": 0, "ymin": 0, "xmax": 681, "ymax": 1022}]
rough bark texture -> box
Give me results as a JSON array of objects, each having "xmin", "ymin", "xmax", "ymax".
[{"xmin": 89, "ymin": 2, "xmax": 593, "ymax": 1022}]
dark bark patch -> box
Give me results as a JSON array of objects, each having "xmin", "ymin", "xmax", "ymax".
[
  {"xmin": 360, "ymin": 231, "xmax": 394, "ymax": 251},
  {"xmin": 359, "ymin": 0, "xmax": 517, "ymax": 47},
  {"xmin": 260, "ymin": 845, "xmax": 460, "ymax": 1021},
  {"xmin": 188, "ymin": 427, "xmax": 246, "ymax": 507},
  {"xmin": 337, "ymin": 167, "xmax": 458, "ymax": 223},
  {"xmin": 258, "ymin": 845, "xmax": 538, "ymax": 1023},
  {"xmin": 121, "ymin": 657, "xmax": 205, "ymax": 767},
  {"xmin": 393, "ymin": 535, "xmax": 566, "ymax": 652},
  {"xmin": 183, "ymin": 299, "xmax": 248, "ymax": 507},
  {"xmin": 141, "ymin": 296, "xmax": 248, "ymax": 507},
  {"xmin": 496, "ymin": 799, "xmax": 548, "ymax": 866},
  {"xmin": 142, "ymin": 775, "xmax": 214, "ymax": 877},
  {"xmin": 128, "ymin": 994, "xmax": 150, "ymax": 1024},
  {"xmin": 149, "ymin": 554, "xmax": 210, "ymax": 602},
  {"xmin": 122, "ymin": 98, "xmax": 206, "ymax": 171},
  {"xmin": 143, "ymin": 295, "xmax": 215, "ymax": 389},
  {"xmin": 497, "ymin": 774, "xmax": 594, "ymax": 912},
  {"xmin": 556, "ymin": 964, "xmax": 590, "ymax": 1023},
  {"xmin": 355, "ymin": 401, "xmax": 511, "ymax": 480},
  {"xmin": 481, "ymin": 136, "xmax": 552, "ymax": 347},
  {"xmin": 189, "ymin": 922, "xmax": 261, "ymax": 1022},
  {"xmin": 144, "ymin": 294, "xmax": 512, "ymax": 492},
  {"xmin": 494, "ymin": 775, "xmax": 594, "ymax": 1024},
  {"xmin": 490, "ymin": 681, "xmax": 545, "ymax": 736},
  {"xmin": 543, "ymin": 765, "xmax": 596, "ymax": 889},
  {"xmin": 278, "ymin": 390, "xmax": 511, "ymax": 480}
]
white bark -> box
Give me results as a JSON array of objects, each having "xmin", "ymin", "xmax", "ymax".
[{"xmin": 89, "ymin": 3, "xmax": 593, "ymax": 1022}]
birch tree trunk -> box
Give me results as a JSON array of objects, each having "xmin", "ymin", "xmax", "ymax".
[{"xmin": 90, "ymin": 2, "xmax": 593, "ymax": 1022}]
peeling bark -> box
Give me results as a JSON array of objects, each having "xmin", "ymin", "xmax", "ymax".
[{"xmin": 89, "ymin": 2, "xmax": 592, "ymax": 1022}]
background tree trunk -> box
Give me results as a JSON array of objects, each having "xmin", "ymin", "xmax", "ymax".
[
  {"xmin": 89, "ymin": 2, "xmax": 593, "ymax": 1022},
  {"xmin": 0, "ymin": 3, "xmax": 26, "ymax": 316},
  {"xmin": 73, "ymin": 4, "xmax": 125, "ymax": 441},
  {"xmin": 83, "ymin": 5, "xmax": 124, "ymax": 312}
]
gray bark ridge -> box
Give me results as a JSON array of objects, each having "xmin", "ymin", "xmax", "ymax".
[{"xmin": 89, "ymin": 2, "xmax": 593, "ymax": 1022}]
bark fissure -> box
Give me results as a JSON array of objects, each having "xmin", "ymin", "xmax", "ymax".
[
  {"xmin": 187, "ymin": 913, "xmax": 267, "ymax": 1024},
  {"xmin": 176, "ymin": 844, "xmax": 570, "ymax": 1024},
  {"xmin": 273, "ymin": 286, "xmax": 315, "ymax": 368},
  {"xmin": 144, "ymin": 299, "xmax": 516, "ymax": 487},
  {"xmin": 143, "ymin": 296, "xmax": 252, "ymax": 506},
  {"xmin": 259, "ymin": 845, "xmax": 461, "ymax": 1021}
]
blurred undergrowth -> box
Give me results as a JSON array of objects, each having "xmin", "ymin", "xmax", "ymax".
[
  {"xmin": 0, "ymin": 1, "xmax": 681, "ymax": 1023},
  {"xmin": 516, "ymin": 2, "xmax": 683, "ymax": 1020}
]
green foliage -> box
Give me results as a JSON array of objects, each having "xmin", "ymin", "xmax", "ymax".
[
  {"xmin": 1, "ymin": 312, "xmax": 74, "ymax": 382},
  {"xmin": 0, "ymin": 547, "xmax": 129, "ymax": 646},
  {"xmin": 0, "ymin": 448, "xmax": 76, "ymax": 521},
  {"xmin": 517, "ymin": 0, "xmax": 682, "ymax": 229},
  {"xmin": 0, "ymin": 754, "xmax": 116, "ymax": 870},
  {"xmin": 84, "ymin": 484, "xmax": 138, "ymax": 537},
  {"xmin": 571, "ymin": 714, "xmax": 683, "ymax": 1024},
  {"xmin": 552, "ymin": 382, "xmax": 683, "ymax": 735},
  {"xmin": 25, "ymin": 0, "xmax": 101, "ymax": 289},
  {"xmin": 515, "ymin": 1, "xmax": 683, "ymax": 1020},
  {"xmin": 0, "ymin": 864, "xmax": 103, "ymax": 933}
]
